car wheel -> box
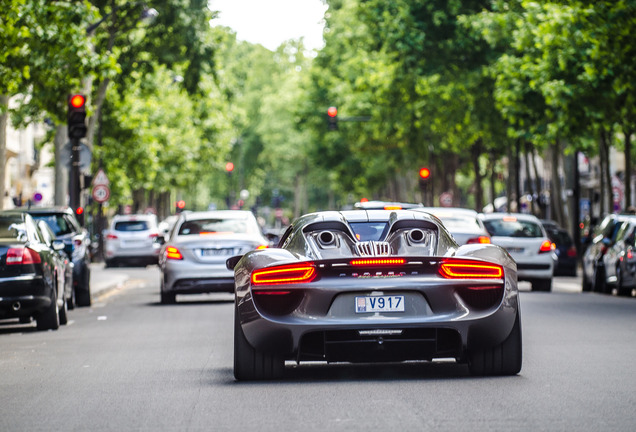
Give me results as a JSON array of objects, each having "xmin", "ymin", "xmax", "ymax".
[
  {"xmin": 582, "ymin": 271, "xmax": 592, "ymax": 292},
  {"xmin": 105, "ymin": 259, "xmax": 114, "ymax": 268},
  {"xmin": 67, "ymin": 285, "xmax": 76, "ymax": 310},
  {"xmin": 59, "ymin": 290, "xmax": 68, "ymax": 326},
  {"xmin": 531, "ymin": 278, "xmax": 552, "ymax": 292},
  {"xmin": 234, "ymin": 302, "xmax": 284, "ymax": 381},
  {"xmin": 160, "ymin": 291, "xmax": 176, "ymax": 304},
  {"xmin": 36, "ymin": 289, "xmax": 60, "ymax": 331},
  {"xmin": 593, "ymin": 265, "xmax": 607, "ymax": 293},
  {"xmin": 75, "ymin": 265, "xmax": 92, "ymax": 307},
  {"xmin": 468, "ymin": 310, "xmax": 522, "ymax": 376},
  {"xmin": 616, "ymin": 266, "xmax": 631, "ymax": 297}
]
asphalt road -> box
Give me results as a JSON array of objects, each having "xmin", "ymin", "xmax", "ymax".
[{"xmin": 1, "ymin": 266, "xmax": 635, "ymax": 432}]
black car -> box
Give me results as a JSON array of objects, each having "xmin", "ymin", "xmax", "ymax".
[
  {"xmin": 600, "ymin": 219, "xmax": 636, "ymax": 296},
  {"xmin": 541, "ymin": 220, "xmax": 577, "ymax": 277},
  {"xmin": 0, "ymin": 210, "xmax": 71, "ymax": 330},
  {"xmin": 26, "ymin": 207, "xmax": 92, "ymax": 306}
]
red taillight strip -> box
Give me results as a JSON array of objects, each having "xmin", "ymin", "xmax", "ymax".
[
  {"xmin": 252, "ymin": 290, "xmax": 291, "ymax": 295},
  {"xmin": 251, "ymin": 263, "xmax": 316, "ymax": 285},
  {"xmin": 350, "ymin": 258, "xmax": 406, "ymax": 266},
  {"xmin": 439, "ymin": 259, "xmax": 503, "ymax": 279}
]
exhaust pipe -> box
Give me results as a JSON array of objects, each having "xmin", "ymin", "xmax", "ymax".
[
  {"xmin": 12, "ymin": 302, "xmax": 21, "ymax": 311},
  {"xmin": 407, "ymin": 229, "xmax": 426, "ymax": 244},
  {"xmin": 317, "ymin": 231, "xmax": 336, "ymax": 247}
]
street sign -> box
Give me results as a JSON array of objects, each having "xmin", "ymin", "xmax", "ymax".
[
  {"xmin": 92, "ymin": 184, "xmax": 110, "ymax": 203},
  {"xmin": 61, "ymin": 142, "xmax": 92, "ymax": 170},
  {"xmin": 93, "ymin": 168, "xmax": 110, "ymax": 186},
  {"xmin": 439, "ymin": 192, "xmax": 453, "ymax": 207}
]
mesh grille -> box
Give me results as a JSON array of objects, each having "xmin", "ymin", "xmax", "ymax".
[{"xmin": 355, "ymin": 241, "xmax": 391, "ymax": 256}]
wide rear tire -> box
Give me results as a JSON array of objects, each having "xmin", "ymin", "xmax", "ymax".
[
  {"xmin": 531, "ymin": 278, "xmax": 552, "ymax": 292},
  {"xmin": 468, "ymin": 311, "xmax": 522, "ymax": 376},
  {"xmin": 234, "ymin": 303, "xmax": 284, "ymax": 381}
]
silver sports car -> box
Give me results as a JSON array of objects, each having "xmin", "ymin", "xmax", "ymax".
[{"xmin": 228, "ymin": 209, "xmax": 522, "ymax": 380}]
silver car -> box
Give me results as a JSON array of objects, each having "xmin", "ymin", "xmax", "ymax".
[
  {"xmin": 104, "ymin": 214, "xmax": 160, "ymax": 267},
  {"xmin": 417, "ymin": 207, "xmax": 491, "ymax": 245},
  {"xmin": 158, "ymin": 210, "xmax": 269, "ymax": 304},
  {"xmin": 480, "ymin": 212, "xmax": 556, "ymax": 291}
]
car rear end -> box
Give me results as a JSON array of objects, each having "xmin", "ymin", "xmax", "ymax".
[
  {"xmin": 105, "ymin": 215, "xmax": 160, "ymax": 266},
  {"xmin": 481, "ymin": 214, "xmax": 555, "ymax": 290}
]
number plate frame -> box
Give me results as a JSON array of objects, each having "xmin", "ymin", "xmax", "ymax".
[{"xmin": 355, "ymin": 295, "xmax": 405, "ymax": 313}]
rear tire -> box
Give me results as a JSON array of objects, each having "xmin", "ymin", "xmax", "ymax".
[
  {"xmin": 582, "ymin": 271, "xmax": 592, "ymax": 292},
  {"xmin": 160, "ymin": 291, "xmax": 176, "ymax": 304},
  {"xmin": 37, "ymin": 289, "xmax": 60, "ymax": 331},
  {"xmin": 59, "ymin": 291, "xmax": 68, "ymax": 326},
  {"xmin": 468, "ymin": 311, "xmax": 522, "ymax": 376},
  {"xmin": 75, "ymin": 267, "xmax": 92, "ymax": 307},
  {"xmin": 531, "ymin": 278, "xmax": 552, "ymax": 292},
  {"xmin": 616, "ymin": 266, "xmax": 631, "ymax": 297},
  {"xmin": 593, "ymin": 265, "xmax": 607, "ymax": 293},
  {"xmin": 234, "ymin": 302, "xmax": 284, "ymax": 380}
]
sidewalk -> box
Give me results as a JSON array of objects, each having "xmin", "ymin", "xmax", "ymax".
[{"xmin": 89, "ymin": 262, "xmax": 130, "ymax": 298}]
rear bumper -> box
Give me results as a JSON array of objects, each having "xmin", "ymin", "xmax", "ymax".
[{"xmin": 0, "ymin": 275, "xmax": 52, "ymax": 319}]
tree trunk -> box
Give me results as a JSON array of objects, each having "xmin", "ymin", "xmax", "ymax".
[
  {"xmin": 0, "ymin": 95, "xmax": 8, "ymax": 210},
  {"xmin": 54, "ymin": 125, "xmax": 68, "ymax": 206},
  {"xmin": 523, "ymin": 141, "xmax": 535, "ymax": 214},
  {"xmin": 550, "ymin": 139, "xmax": 566, "ymax": 227},
  {"xmin": 471, "ymin": 139, "xmax": 484, "ymax": 211},
  {"xmin": 506, "ymin": 141, "xmax": 514, "ymax": 213},
  {"xmin": 515, "ymin": 139, "xmax": 522, "ymax": 212},
  {"xmin": 531, "ymin": 146, "xmax": 543, "ymax": 218},
  {"xmin": 489, "ymin": 153, "xmax": 497, "ymax": 212},
  {"xmin": 624, "ymin": 127, "xmax": 633, "ymax": 209}
]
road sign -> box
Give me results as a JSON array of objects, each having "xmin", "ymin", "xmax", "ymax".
[
  {"xmin": 93, "ymin": 168, "xmax": 110, "ymax": 186},
  {"xmin": 92, "ymin": 184, "xmax": 110, "ymax": 203},
  {"xmin": 439, "ymin": 192, "xmax": 453, "ymax": 207}
]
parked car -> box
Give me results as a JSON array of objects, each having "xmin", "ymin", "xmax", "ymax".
[
  {"xmin": 599, "ymin": 219, "xmax": 636, "ymax": 296},
  {"xmin": 104, "ymin": 214, "xmax": 160, "ymax": 267},
  {"xmin": 36, "ymin": 220, "xmax": 74, "ymax": 311},
  {"xmin": 158, "ymin": 210, "xmax": 270, "ymax": 304},
  {"xmin": 480, "ymin": 213, "xmax": 556, "ymax": 291},
  {"xmin": 540, "ymin": 220, "xmax": 578, "ymax": 277},
  {"xmin": 26, "ymin": 207, "xmax": 92, "ymax": 306},
  {"xmin": 0, "ymin": 210, "xmax": 71, "ymax": 330},
  {"xmin": 416, "ymin": 207, "xmax": 490, "ymax": 245},
  {"xmin": 229, "ymin": 209, "xmax": 521, "ymax": 380},
  {"xmin": 581, "ymin": 214, "xmax": 636, "ymax": 292}
]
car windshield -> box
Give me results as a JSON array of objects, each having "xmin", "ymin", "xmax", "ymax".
[
  {"xmin": 349, "ymin": 222, "xmax": 388, "ymax": 241},
  {"xmin": 178, "ymin": 218, "xmax": 257, "ymax": 235},
  {"xmin": 114, "ymin": 221, "xmax": 150, "ymax": 231},
  {"xmin": 483, "ymin": 219, "xmax": 543, "ymax": 238},
  {"xmin": 31, "ymin": 214, "xmax": 74, "ymax": 235},
  {"xmin": 0, "ymin": 217, "xmax": 27, "ymax": 242}
]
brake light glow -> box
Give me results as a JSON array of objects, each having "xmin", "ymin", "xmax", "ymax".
[
  {"xmin": 256, "ymin": 245, "xmax": 268, "ymax": 250},
  {"xmin": 350, "ymin": 258, "xmax": 406, "ymax": 266},
  {"xmin": 383, "ymin": 205, "xmax": 402, "ymax": 210},
  {"xmin": 165, "ymin": 246, "xmax": 183, "ymax": 260},
  {"xmin": 466, "ymin": 236, "xmax": 491, "ymax": 244},
  {"xmin": 567, "ymin": 246, "xmax": 577, "ymax": 258},
  {"xmin": 251, "ymin": 263, "xmax": 316, "ymax": 285},
  {"xmin": 106, "ymin": 234, "xmax": 118, "ymax": 240},
  {"xmin": 439, "ymin": 259, "xmax": 503, "ymax": 279},
  {"xmin": 539, "ymin": 240, "xmax": 555, "ymax": 253},
  {"xmin": 149, "ymin": 233, "xmax": 158, "ymax": 238},
  {"xmin": 6, "ymin": 247, "xmax": 41, "ymax": 265},
  {"xmin": 502, "ymin": 216, "xmax": 517, "ymax": 222}
]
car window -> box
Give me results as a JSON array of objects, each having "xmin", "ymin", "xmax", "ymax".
[
  {"xmin": 0, "ymin": 216, "xmax": 27, "ymax": 242},
  {"xmin": 349, "ymin": 222, "xmax": 389, "ymax": 241},
  {"xmin": 31, "ymin": 214, "xmax": 74, "ymax": 235},
  {"xmin": 483, "ymin": 219, "xmax": 543, "ymax": 238},
  {"xmin": 178, "ymin": 218, "xmax": 256, "ymax": 235},
  {"xmin": 114, "ymin": 221, "xmax": 150, "ymax": 231},
  {"xmin": 435, "ymin": 215, "xmax": 481, "ymax": 230}
]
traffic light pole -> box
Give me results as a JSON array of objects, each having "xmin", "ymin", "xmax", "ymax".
[{"xmin": 69, "ymin": 136, "xmax": 81, "ymax": 211}]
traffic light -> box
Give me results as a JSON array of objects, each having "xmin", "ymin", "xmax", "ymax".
[
  {"xmin": 225, "ymin": 162, "xmax": 234, "ymax": 173},
  {"xmin": 327, "ymin": 106, "xmax": 338, "ymax": 130},
  {"xmin": 67, "ymin": 94, "xmax": 87, "ymax": 139},
  {"xmin": 75, "ymin": 206, "xmax": 85, "ymax": 226},
  {"xmin": 419, "ymin": 167, "xmax": 430, "ymax": 190},
  {"xmin": 175, "ymin": 200, "xmax": 186, "ymax": 213}
]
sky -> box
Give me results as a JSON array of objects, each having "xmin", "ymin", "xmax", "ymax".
[{"xmin": 208, "ymin": 0, "xmax": 328, "ymax": 51}]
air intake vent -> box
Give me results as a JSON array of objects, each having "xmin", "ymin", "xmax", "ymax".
[{"xmin": 355, "ymin": 241, "xmax": 392, "ymax": 256}]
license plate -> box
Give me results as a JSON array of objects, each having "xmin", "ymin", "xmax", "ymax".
[
  {"xmin": 200, "ymin": 248, "xmax": 234, "ymax": 257},
  {"xmin": 506, "ymin": 247, "xmax": 524, "ymax": 253},
  {"xmin": 355, "ymin": 295, "xmax": 405, "ymax": 313}
]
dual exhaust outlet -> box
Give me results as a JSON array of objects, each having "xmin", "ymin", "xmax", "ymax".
[{"xmin": 316, "ymin": 229, "xmax": 427, "ymax": 247}]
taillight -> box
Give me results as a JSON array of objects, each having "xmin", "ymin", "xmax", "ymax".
[
  {"xmin": 149, "ymin": 233, "xmax": 158, "ymax": 238},
  {"xmin": 6, "ymin": 247, "xmax": 41, "ymax": 265},
  {"xmin": 567, "ymin": 246, "xmax": 577, "ymax": 258},
  {"xmin": 106, "ymin": 234, "xmax": 118, "ymax": 240},
  {"xmin": 165, "ymin": 246, "xmax": 183, "ymax": 260},
  {"xmin": 350, "ymin": 258, "xmax": 406, "ymax": 266},
  {"xmin": 539, "ymin": 240, "xmax": 554, "ymax": 253},
  {"xmin": 256, "ymin": 245, "xmax": 268, "ymax": 250},
  {"xmin": 251, "ymin": 263, "xmax": 316, "ymax": 285},
  {"xmin": 466, "ymin": 236, "xmax": 491, "ymax": 244},
  {"xmin": 439, "ymin": 259, "xmax": 503, "ymax": 279},
  {"xmin": 628, "ymin": 250, "xmax": 634, "ymax": 260}
]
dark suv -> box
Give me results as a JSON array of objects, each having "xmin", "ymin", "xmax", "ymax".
[{"xmin": 25, "ymin": 207, "xmax": 92, "ymax": 306}]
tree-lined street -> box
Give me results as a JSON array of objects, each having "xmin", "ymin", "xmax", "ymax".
[{"xmin": 1, "ymin": 266, "xmax": 635, "ymax": 431}]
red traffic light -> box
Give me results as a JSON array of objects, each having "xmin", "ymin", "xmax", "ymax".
[
  {"xmin": 176, "ymin": 200, "xmax": 186, "ymax": 209},
  {"xmin": 225, "ymin": 162, "xmax": 234, "ymax": 172},
  {"xmin": 69, "ymin": 94, "xmax": 85, "ymax": 108},
  {"xmin": 75, "ymin": 207, "xmax": 84, "ymax": 215},
  {"xmin": 419, "ymin": 167, "xmax": 430, "ymax": 179},
  {"xmin": 327, "ymin": 106, "xmax": 338, "ymax": 117}
]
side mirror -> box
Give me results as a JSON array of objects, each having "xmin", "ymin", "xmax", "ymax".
[
  {"xmin": 226, "ymin": 255, "xmax": 244, "ymax": 271},
  {"xmin": 52, "ymin": 240, "xmax": 65, "ymax": 252},
  {"xmin": 155, "ymin": 235, "xmax": 166, "ymax": 245}
]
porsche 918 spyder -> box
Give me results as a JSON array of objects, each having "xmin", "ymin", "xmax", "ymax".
[{"xmin": 228, "ymin": 210, "xmax": 522, "ymax": 380}]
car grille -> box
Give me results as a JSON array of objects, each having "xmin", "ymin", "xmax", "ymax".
[{"xmin": 355, "ymin": 241, "xmax": 391, "ymax": 257}]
